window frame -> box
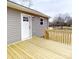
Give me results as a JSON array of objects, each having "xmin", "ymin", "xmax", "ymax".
[{"xmin": 40, "ymin": 18, "xmax": 44, "ymax": 25}]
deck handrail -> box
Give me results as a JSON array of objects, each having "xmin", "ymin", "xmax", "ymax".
[{"xmin": 44, "ymin": 29, "xmax": 72, "ymax": 45}]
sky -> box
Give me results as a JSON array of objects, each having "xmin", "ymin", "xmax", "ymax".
[
  {"xmin": 10, "ymin": 0, "xmax": 72, "ymax": 22},
  {"xmin": 31, "ymin": 0, "xmax": 72, "ymax": 22}
]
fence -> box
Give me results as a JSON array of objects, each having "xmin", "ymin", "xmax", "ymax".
[{"xmin": 44, "ymin": 29, "xmax": 72, "ymax": 45}]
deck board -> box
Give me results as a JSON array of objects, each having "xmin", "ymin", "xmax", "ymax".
[
  {"xmin": 27, "ymin": 36, "xmax": 71, "ymax": 59},
  {"xmin": 8, "ymin": 36, "xmax": 71, "ymax": 59}
]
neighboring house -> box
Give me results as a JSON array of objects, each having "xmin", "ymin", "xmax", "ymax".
[{"xmin": 7, "ymin": 1, "xmax": 50, "ymax": 44}]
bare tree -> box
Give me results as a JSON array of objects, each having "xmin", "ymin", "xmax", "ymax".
[
  {"xmin": 8, "ymin": 0, "xmax": 33, "ymax": 7},
  {"xmin": 65, "ymin": 16, "xmax": 72, "ymax": 26},
  {"xmin": 21, "ymin": 0, "xmax": 32, "ymax": 7},
  {"xmin": 50, "ymin": 13, "xmax": 72, "ymax": 28},
  {"xmin": 52, "ymin": 15, "xmax": 64, "ymax": 28}
]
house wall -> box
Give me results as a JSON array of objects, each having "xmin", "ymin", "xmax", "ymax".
[
  {"xmin": 7, "ymin": 8, "xmax": 21, "ymax": 44},
  {"xmin": 32, "ymin": 16, "xmax": 48, "ymax": 37},
  {"xmin": 7, "ymin": 8, "xmax": 48, "ymax": 44}
]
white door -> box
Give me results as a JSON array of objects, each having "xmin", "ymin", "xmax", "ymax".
[{"xmin": 21, "ymin": 13, "xmax": 32, "ymax": 40}]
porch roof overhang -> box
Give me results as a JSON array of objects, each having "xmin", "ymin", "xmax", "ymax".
[{"xmin": 7, "ymin": 1, "xmax": 50, "ymax": 19}]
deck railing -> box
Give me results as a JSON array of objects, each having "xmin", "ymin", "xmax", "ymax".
[{"xmin": 44, "ymin": 29, "xmax": 72, "ymax": 45}]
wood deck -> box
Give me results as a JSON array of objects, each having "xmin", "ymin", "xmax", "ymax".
[{"xmin": 8, "ymin": 36, "xmax": 72, "ymax": 59}]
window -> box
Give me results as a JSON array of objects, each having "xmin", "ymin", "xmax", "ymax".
[
  {"xmin": 23, "ymin": 17, "xmax": 28, "ymax": 21},
  {"xmin": 40, "ymin": 22, "xmax": 43, "ymax": 25},
  {"xmin": 40, "ymin": 19, "xmax": 43, "ymax": 21},
  {"xmin": 40, "ymin": 18, "xmax": 43, "ymax": 25}
]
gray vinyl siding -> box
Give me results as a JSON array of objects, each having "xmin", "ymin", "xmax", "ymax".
[
  {"xmin": 7, "ymin": 8, "xmax": 48, "ymax": 44},
  {"xmin": 32, "ymin": 17, "xmax": 48, "ymax": 37},
  {"xmin": 7, "ymin": 8, "xmax": 21, "ymax": 44}
]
